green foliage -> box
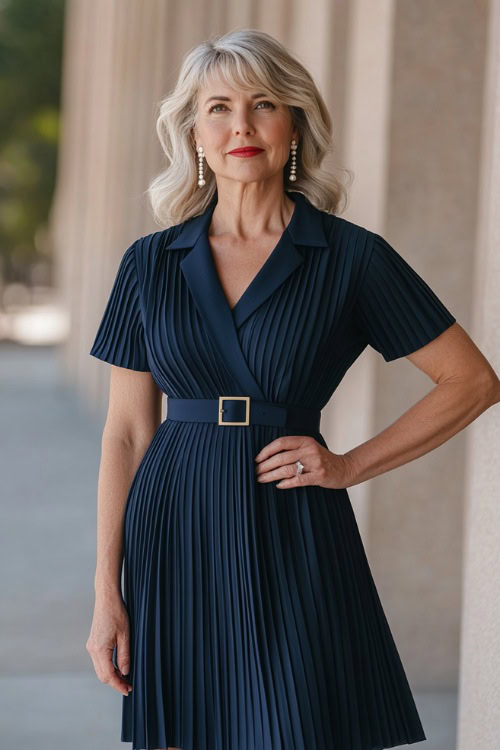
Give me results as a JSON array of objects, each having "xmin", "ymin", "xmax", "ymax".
[{"xmin": 0, "ymin": 0, "xmax": 65, "ymax": 280}]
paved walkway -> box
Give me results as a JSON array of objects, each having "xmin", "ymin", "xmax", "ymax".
[{"xmin": 0, "ymin": 343, "xmax": 457, "ymax": 749}]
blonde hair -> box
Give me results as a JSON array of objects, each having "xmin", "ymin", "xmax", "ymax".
[{"xmin": 146, "ymin": 28, "xmax": 352, "ymax": 227}]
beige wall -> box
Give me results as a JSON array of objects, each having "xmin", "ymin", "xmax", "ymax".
[{"xmin": 50, "ymin": 2, "xmax": 499, "ymax": 747}]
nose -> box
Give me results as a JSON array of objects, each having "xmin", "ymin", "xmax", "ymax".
[
  {"xmin": 233, "ymin": 124, "xmax": 255, "ymax": 136},
  {"xmin": 232, "ymin": 109, "xmax": 255, "ymax": 136}
]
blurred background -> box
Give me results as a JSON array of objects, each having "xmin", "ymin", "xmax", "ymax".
[{"xmin": 1, "ymin": 1, "xmax": 499, "ymax": 749}]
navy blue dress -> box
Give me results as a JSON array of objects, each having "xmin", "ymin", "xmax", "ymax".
[{"xmin": 90, "ymin": 190, "xmax": 456, "ymax": 750}]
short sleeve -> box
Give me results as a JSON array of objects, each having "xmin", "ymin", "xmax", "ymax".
[
  {"xmin": 89, "ymin": 241, "xmax": 150, "ymax": 371},
  {"xmin": 354, "ymin": 233, "xmax": 456, "ymax": 362}
]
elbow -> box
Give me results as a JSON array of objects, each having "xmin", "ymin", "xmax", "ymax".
[
  {"xmin": 478, "ymin": 372, "xmax": 500, "ymax": 408},
  {"xmin": 444, "ymin": 370, "xmax": 500, "ymax": 409},
  {"xmin": 490, "ymin": 377, "xmax": 500, "ymax": 406}
]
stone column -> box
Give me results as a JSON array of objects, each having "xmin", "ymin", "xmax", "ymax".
[
  {"xmin": 457, "ymin": 1, "xmax": 500, "ymax": 747},
  {"xmin": 50, "ymin": 0, "xmax": 178, "ymax": 414},
  {"xmin": 362, "ymin": 0, "xmax": 488, "ymax": 695}
]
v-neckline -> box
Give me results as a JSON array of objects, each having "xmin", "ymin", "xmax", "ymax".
[
  {"xmin": 206, "ymin": 194, "xmax": 300, "ymax": 316},
  {"xmin": 176, "ymin": 189, "xmax": 329, "ymax": 336}
]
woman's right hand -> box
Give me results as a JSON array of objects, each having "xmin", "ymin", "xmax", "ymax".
[{"xmin": 86, "ymin": 591, "xmax": 133, "ymax": 696}]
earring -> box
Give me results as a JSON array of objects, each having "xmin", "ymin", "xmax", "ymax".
[
  {"xmin": 288, "ymin": 140, "xmax": 297, "ymax": 181},
  {"xmin": 197, "ymin": 145, "xmax": 206, "ymax": 187}
]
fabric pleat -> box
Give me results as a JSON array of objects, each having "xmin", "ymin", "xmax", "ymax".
[
  {"xmin": 89, "ymin": 194, "xmax": 456, "ymax": 749},
  {"xmin": 353, "ymin": 232, "xmax": 456, "ymax": 362},
  {"xmin": 90, "ymin": 241, "xmax": 150, "ymax": 371}
]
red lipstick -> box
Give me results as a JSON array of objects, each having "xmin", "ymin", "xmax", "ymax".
[{"xmin": 228, "ymin": 147, "xmax": 264, "ymax": 157}]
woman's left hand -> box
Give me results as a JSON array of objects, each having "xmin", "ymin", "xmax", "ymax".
[{"xmin": 254, "ymin": 435, "xmax": 353, "ymax": 490}]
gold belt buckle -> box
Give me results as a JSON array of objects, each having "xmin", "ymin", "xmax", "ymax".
[{"xmin": 218, "ymin": 395, "xmax": 250, "ymax": 426}]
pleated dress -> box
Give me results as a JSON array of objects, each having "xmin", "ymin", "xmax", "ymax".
[{"xmin": 89, "ymin": 190, "xmax": 456, "ymax": 750}]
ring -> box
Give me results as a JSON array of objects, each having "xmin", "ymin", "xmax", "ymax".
[{"xmin": 295, "ymin": 460, "xmax": 304, "ymax": 475}]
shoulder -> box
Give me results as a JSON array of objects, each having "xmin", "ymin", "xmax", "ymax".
[
  {"xmin": 322, "ymin": 211, "xmax": 373, "ymax": 243},
  {"xmin": 133, "ymin": 226, "xmax": 178, "ymax": 253},
  {"xmin": 130, "ymin": 224, "xmax": 186, "ymax": 271},
  {"xmin": 320, "ymin": 211, "xmax": 377, "ymax": 270}
]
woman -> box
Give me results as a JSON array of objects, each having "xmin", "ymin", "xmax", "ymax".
[{"xmin": 86, "ymin": 28, "xmax": 499, "ymax": 750}]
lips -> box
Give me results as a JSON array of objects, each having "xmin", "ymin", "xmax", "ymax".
[{"xmin": 229, "ymin": 147, "xmax": 264, "ymax": 154}]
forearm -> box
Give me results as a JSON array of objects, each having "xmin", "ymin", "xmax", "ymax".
[
  {"xmin": 342, "ymin": 376, "xmax": 500, "ymax": 488},
  {"xmin": 94, "ymin": 433, "xmax": 151, "ymax": 596}
]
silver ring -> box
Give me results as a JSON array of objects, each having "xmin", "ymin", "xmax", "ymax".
[{"xmin": 295, "ymin": 460, "xmax": 304, "ymax": 475}]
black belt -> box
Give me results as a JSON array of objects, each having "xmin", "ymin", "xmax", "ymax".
[{"xmin": 166, "ymin": 396, "xmax": 321, "ymax": 431}]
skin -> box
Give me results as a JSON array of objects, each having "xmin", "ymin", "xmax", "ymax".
[{"xmin": 87, "ymin": 76, "xmax": 500, "ymax": 748}]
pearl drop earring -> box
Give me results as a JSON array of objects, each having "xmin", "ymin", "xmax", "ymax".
[
  {"xmin": 197, "ymin": 145, "xmax": 206, "ymax": 187},
  {"xmin": 289, "ymin": 140, "xmax": 297, "ymax": 182}
]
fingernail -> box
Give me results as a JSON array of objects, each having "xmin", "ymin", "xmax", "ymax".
[{"xmin": 128, "ymin": 686, "xmax": 132, "ymax": 692}]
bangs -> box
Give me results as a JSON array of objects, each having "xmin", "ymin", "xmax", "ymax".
[{"xmin": 198, "ymin": 52, "xmax": 278, "ymax": 100}]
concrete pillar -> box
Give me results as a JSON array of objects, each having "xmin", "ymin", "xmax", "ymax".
[
  {"xmin": 364, "ymin": 0, "xmax": 488, "ymax": 693},
  {"xmin": 50, "ymin": 0, "xmax": 178, "ymax": 413},
  {"xmin": 457, "ymin": 1, "xmax": 500, "ymax": 747}
]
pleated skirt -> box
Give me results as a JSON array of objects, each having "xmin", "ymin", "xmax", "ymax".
[{"xmin": 116, "ymin": 417, "xmax": 427, "ymax": 750}]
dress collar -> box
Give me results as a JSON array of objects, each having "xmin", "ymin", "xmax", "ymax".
[{"xmin": 165, "ymin": 190, "xmax": 329, "ymax": 251}]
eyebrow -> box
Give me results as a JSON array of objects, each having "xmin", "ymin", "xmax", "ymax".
[{"xmin": 203, "ymin": 92, "xmax": 270, "ymax": 106}]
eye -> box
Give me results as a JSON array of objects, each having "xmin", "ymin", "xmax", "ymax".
[{"xmin": 208, "ymin": 100, "xmax": 276, "ymax": 113}]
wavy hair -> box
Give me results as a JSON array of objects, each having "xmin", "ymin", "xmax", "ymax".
[{"xmin": 146, "ymin": 28, "xmax": 352, "ymax": 227}]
